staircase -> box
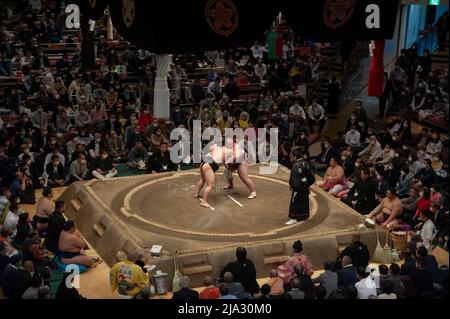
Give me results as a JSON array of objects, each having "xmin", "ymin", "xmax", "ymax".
[{"xmin": 431, "ymin": 39, "xmax": 449, "ymax": 71}]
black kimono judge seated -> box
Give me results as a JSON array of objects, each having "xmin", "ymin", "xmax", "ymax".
[{"xmin": 148, "ymin": 142, "xmax": 177, "ymax": 173}]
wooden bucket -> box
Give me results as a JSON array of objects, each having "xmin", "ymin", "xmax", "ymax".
[{"xmin": 390, "ymin": 231, "xmax": 408, "ymax": 253}]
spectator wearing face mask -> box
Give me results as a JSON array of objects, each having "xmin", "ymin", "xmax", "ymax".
[
  {"xmin": 390, "ymin": 133, "xmax": 402, "ymax": 150},
  {"xmin": 353, "ymin": 100, "xmax": 367, "ymax": 122},
  {"xmin": 398, "ymin": 120, "xmax": 413, "ymax": 144},
  {"xmin": 340, "ymin": 147, "xmax": 356, "ymax": 177},
  {"xmin": 282, "ymin": 114, "xmax": 302, "ymax": 141},
  {"xmin": 348, "ymin": 158, "xmax": 364, "ymax": 183},
  {"xmin": 342, "ymin": 167, "xmax": 377, "ymax": 215},
  {"xmin": 344, "ymin": 125, "xmax": 361, "ymax": 150},
  {"xmin": 87, "ymin": 132, "xmax": 107, "ymax": 159},
  {"xmin": 374, "ymin": 171, "xmax": 389, "ymax": 202},
  {"xmin": 307, "ymin": 98, "xmax": 326, "ymax": 133},
  {"xmin": 20, "ymin": 152, "xmax": 42, "ymax": 187},
  {"xmin": 74, "ymin": 105, "xmax": 92, "ymax": 129},
  {"xmin": 413, "ymin": 188, "xmax": 431, "ymax": 223},
  {"xmin": 18, "ymin": 144, "xmax": 35, "ymax": 165},
  {"xmin": 295, "ymin": 131, "xmax": 310, "ymax": 153},
  {"xmin": 413, "ymin": 159, "xmax": 436, "ymax": 189},
  {"xmin": 127, "ymin": 141, "xmax": 149, "ymax": 170},
  {"xmin": 416, "ymin": 146, "xmax": 433, "ymax": 166},
  {"xmin": 289, "ymin": 102, "xmax": 307, "ymax": 123},
  {"xmin": 107, "ymin": 130, "xmax": 126, "ymax": 161},
  {"xmin": 384, "ymin": 162, "xmax": 399, "ymax": 188},
  {"xmin": 429, "ymin": 185, "xmax": 442, "ymax": 206},
  {"xmin": 345, "ymin": 111, "xmax": 359, "ymax": 132},
  {"xmin": 373, "ymin": 144, "xmax": 395, "ymax": 169},
  {"xmin": 309, "ymin": 138, "xmax": 339, "ymax": 171},
  {"xmin": 396, "ymin": 166, "xmax": 414, "ymax": 198},
  {"xmin": 406, "ymin": 153, "xmax": 423, "ymax": 176},
  {"xmin": 92, "ymin": 150, "xmax": 117, "ymax": 181},
  {"xmin": 217, "ymin": 111, "xmax": 232, "ymax": 135},
  {"xmin": 44, "ymin": 154, "xmax": 65, "ymax": 187},
  {"xmin": 358, "ymin": 136, "xmax": 382, "ymax": 164},
  {"xmin": 66, "ymin": 154, "xmax": 89, "ymax": 183},
  {"xmin": 30, "ymin": 105, "xmax": 48, "ymax": 130},
  {"xmin": 426, "ymin": 131, "xmax": 442, "ymax": 161},
  {"xmin": 392, "ymin": 148, "xmax": 406, "ymax": 170},
  {"xmin": 401, "ymin": 188, "xmax": 420, "ymax": 222}
]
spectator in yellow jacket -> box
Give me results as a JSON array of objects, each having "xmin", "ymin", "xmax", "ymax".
[{"xmin": 110, "ymin": 251, "xmax": 149, "ymax": 299}]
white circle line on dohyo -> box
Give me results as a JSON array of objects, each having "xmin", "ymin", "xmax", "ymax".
[{"xmin": 169, "ymin": 121, "xmax": 279, "ymax": 175}]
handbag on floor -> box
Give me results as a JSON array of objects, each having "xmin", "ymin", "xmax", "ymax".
[{"xmin": 172, "ymin": 251, "xmax": 182, "ymax": 293}]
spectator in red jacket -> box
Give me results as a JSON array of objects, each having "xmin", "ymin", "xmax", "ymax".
[
  {"xmin": 138, "ymin": 104, "xmax": 153, "ymax": 133},
  {"xmin": 199, "ymin": 276, "xmax": 220, "ymax": 299}
]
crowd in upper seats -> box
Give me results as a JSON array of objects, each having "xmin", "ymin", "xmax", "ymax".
[{"xmin": 0, "ymin": 1, "xmax": 334, "ymax": 199}]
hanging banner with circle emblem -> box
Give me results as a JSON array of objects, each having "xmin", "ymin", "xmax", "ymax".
[
  {"xmin": 280, "ymin": 0, "xmax": 399, "ymax": 41},
  {"xmin": 106, "ymin": 0, "xmax": 279, "ymax": 53}
]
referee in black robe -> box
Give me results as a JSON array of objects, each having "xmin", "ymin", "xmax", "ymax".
[{"xmin": 286, "ymin": 149, "xmax": 315, "ymax": 225}]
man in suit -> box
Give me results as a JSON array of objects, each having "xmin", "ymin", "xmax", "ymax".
[
  {"xmin": 281, "ymin": 114, "xmax": 302, "ymax": 141},
  {"xmin": 44, "ymin": 154, "xmax": 66, "ymax": 187},
  {"xmin": 87, "ymin": 132, "xmax": 108, "ymax": 160},
  {"xmin": 342, "ymin": 167, "xmax": 377, "ymax": 215},
  {"xmin": 45, "ymin": 201, "xmax": 66, "ymax": 254},
  {"xmin": 148, "ymin": 142, "xmax": 177, "ymax": 173},
  {"xmin": 337, "ymin": 256, "xmax": 357, "ymax": 289},
  {"xmin": 309, "ymin": 138, "xmax": 339, "ymax": 171},
  {"xmin": 413, "ymin": 159, "xmax": 436, "ymax": 189},
  {"xmin": 172, "ymin": 276, "xmax": 199, "ymax": 300}
]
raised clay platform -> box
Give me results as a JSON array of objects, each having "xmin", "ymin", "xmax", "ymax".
[{"xmin": 58, "ymin": 164, "xmax": 386, "ymax": 288}]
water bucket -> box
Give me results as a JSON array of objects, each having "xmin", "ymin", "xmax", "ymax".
[{"xmin": 390, "ymin": 231, "xmax": 408, "ymax": 253}]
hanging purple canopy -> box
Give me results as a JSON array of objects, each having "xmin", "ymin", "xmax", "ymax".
[{"xmin": 79, "ymin": 0, "xmax": 399, "ymax": 53}]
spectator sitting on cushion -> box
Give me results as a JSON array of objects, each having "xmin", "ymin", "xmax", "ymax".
[{"xmin": 92, "ymin": 150, "xmax": 117, "ymax": 181}]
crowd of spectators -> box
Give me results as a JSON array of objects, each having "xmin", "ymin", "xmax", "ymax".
[
  {"xmin": 168, "ymin": 239, "xmax": 448, "ymax": 300},
  {"xmin": 311, "ymin": 47, "xmax": 449, "ymax": 252}
]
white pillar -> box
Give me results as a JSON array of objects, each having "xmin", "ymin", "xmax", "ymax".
[
  {"xmin": 107, "ymin": 16, "xmax": 114, "ymax": 40},
  {"xmin": 153, "ymin": 54, "xmax": 171, "ymax": 119}
]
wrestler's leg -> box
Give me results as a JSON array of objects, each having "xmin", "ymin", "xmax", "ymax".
[
  {"xmin": 238, "ymin": 162, "xmax": 256, "ymax": 198},
  {"xmin": 374, "ymin": 213, "xmax": 385, "ymax": 225},
  {"xmin": 386, "ymin": 219, "xmax": 400, "ymax": 230},
  {"xmin": 201, "ymin": 165, "xmax": 215, "ymax": 207},
  {"xmin": 223, "ymin": 168, "xmax": 234, "ymax": 189},
  {"xmin": 195, "ymin": 164, "xmax": 206, "ymax": 197}
]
